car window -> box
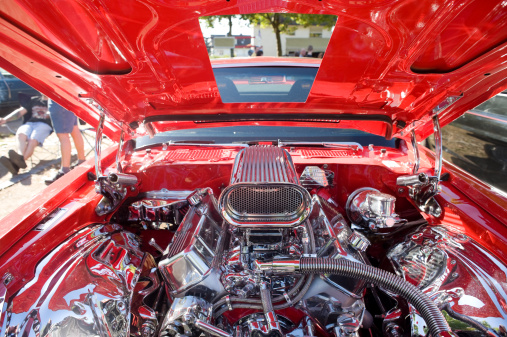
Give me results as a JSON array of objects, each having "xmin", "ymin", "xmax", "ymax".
[
  {"xmin": 473, "ymin": 91, "xmax": 507, "ymax": 117},
  {"xmin": 213, "ymin": 67, "xmax": 318, "ymax": 103},
  {"xmin": 0, "ymin": 68, "xmax": 13, "ymax": 77}
]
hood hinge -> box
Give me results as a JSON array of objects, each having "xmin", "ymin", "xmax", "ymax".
[
  {"xmin": 396, "ymin": 95, "xmax": 461, "ymax": 218},
  {"xmin": 94, "ymin": 113, "xmax": 137, "ymax": 216}
]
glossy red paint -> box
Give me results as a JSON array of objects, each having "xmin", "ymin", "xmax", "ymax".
[{"xmin": 1, "ymin": 0, "xmax": 507, "ymax": 141}]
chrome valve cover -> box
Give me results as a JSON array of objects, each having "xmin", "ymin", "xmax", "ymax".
[{"xmin": 158, "ymin": 188, "xmax": 227, "ymax": 301}]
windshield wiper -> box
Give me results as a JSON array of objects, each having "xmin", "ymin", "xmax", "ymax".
[{"xmin": 277, "ymin": 140, "xmax": 363, "ymax": 151}]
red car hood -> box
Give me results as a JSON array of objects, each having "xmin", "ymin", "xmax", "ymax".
[{"xmin": 0, "ymin": 0, "xmax": 506, "ymax": 141}]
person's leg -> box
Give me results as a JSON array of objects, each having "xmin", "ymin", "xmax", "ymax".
[
  {"xmin": 70, "ymin": 125, "xmax": 86, "ymax": 162},
  {"xmin": 15, "ymin": 124, "xmax": 31, "ymax": 155},
  {"xmin": 56, "ymin": 133, "xmax": 72, "ymax": 171},
  {"xmin": 8, "ymin": 123, "xmax": 31, "ymax": 169},
  {"xmin": 24, "ymin": 122, "xmax": 52, "ymax": 160},
  {"xmin": 16, "ymin": 133, "xmax": 28, "ymax": 155},
  {"xmin": 23, "ymin": 139, "xmax": 39, "ymax": 160}
]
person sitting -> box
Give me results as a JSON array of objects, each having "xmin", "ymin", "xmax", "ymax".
[
  {"xmin": 306, "ymin": 45, "xmax": 314, "ymax": 57},
  {"xmin": 0, "ymin": 93, "xmax": 52, "ymax": 175},
  {"xmin": 44, "ymin": 100, "xmax": 86, "ymax": 184}
]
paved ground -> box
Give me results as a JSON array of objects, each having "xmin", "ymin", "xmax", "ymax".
[
  {"xmin": 0, "ymin": 119, "xmax": 109, "ymax": 219},
  {"xmin": 427, "ymin": 122, "xmax": 507, "ymax": 192},
  {"xmin": 0, "ymin": 118, "xmax": 505, "ymax": 221}
]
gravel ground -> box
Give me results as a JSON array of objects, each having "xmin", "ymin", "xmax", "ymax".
[{"xmin": 0, "ymin": 118, "xmax": 505, "ymax": 221}]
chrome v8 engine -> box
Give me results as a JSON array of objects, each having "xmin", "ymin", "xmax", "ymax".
[{"xmin": 158, "ymin": 146, "xmax": 371, "ymax": 337}]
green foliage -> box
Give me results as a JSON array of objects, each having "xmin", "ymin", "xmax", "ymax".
[
  {"xmin": 202, "ymin": 15, "xmax": 232, "ymax": 29},
  {"xmin": 240, "ymin": 13, "xmax": 335, "ymax": 34},
  {"xmin": 202, "ymin": 14, "xmax": 336, "ymax": 56}
]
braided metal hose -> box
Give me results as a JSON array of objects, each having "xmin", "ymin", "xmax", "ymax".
[
  {"xmin": 299, "ymin": 258, "xmax": 453, "ymax": 337},
  {"xmin": 260, "ymin": 281, "xmax": 275, "ymax": 313}
]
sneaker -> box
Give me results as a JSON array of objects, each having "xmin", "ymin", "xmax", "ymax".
[
  {"xmin": 70, "ymin": 161, "xmax": 80, "ymax": 169},
  {"xmin": 44, "ymin": 170, "xmax": 66, "ymax": 185},
  {"xmin": 0, "ymin": 156, "xmax": 19, "ymax": 175},
  {"xmin": 8, "ymin": 150, "xmax": 27, "ymax": 169}
]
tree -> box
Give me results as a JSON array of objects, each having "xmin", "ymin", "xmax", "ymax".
[
  {"xmin": 202, "ymin": 14, "xmax": 336, "ymax": 57},
  {"xmin": 202, "ymin": 15, "xmax": 235, "ymax": 36},
  {"xmin": 202, "ymin": 15, "xmax": 249, "ymax": 57},
  {"xmin": 241, "ymin": 14, "xmax": 336, "ymax": 56}
]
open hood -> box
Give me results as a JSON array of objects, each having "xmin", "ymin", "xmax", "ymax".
[{"xmin": 1, "ymin": 0, "xmax": 507, "ymax": 141}]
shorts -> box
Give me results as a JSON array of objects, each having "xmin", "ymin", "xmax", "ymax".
[
  {"xmin": 17, "ymin": 122, "xmax": 53, "ymax": 146},
  {"xmin": 48, "ymin": 100, "xmax": 77, "ymax": 133}
]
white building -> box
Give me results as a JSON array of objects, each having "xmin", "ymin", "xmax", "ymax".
[
  {"xmin": 212, "ymin": 35, "xmax": 255, "ymax": 58},
  {"xmin": 254, "ymin": 25, "xmax": 333, "ymax": 57}
]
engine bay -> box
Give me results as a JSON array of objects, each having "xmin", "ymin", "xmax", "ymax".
[{"xmin": 1, "ymin": 144, "xmax": 506, "ymax": 337}]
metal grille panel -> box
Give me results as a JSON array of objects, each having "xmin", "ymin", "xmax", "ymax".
[{"xmin": 228, "ymin": 186, "xmax": 304, "ymax": 218}]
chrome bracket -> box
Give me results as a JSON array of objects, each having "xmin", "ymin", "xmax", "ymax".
[
  {"xmin": 397, "ymin": 115, "xmax": 447, "ymax": 218},
  {"xmin": 116, "ymin": 125, "xmax": 125, "ymax": 173},
  {"xmin": 94, "ymin": 112, "xmax": 105, "ymax": 179},
  {"xmin": 410, "ymin": 128, "xmax": 420, "ymax": 174}
]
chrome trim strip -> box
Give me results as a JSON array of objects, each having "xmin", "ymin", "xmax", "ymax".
[
  {"xmin": 34, "ymin": 208, "xmax": 68, "ymax": 231},
  {"xmin": 143, "ymin": 189, "xmax": 193, "ymax": 200},
  {"xmin": 432, "ymin": 115, "xmax": 442, "ymax": 180},
  {"xmin": 95, "ymin": 112, "xmax": 105, "ymax": 178},
  {"xmin": 116, "ymin": 126, "xmax": 124, "ymax": 173},
  {"xmin": 212, "ymin": 62, "xmax": 320, "ymax": 68},
  {"xmin": 411, "ymin": 129, "xmax": 420, "ymax": 174}
]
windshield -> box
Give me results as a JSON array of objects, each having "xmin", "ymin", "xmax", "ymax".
[
  {"xmin": 213, "ymin": 67, "xmax": 318, "ymax": 103},
  {"xmin": 135, "ymin": 126, "xmax": 396, "ymax": 149}
]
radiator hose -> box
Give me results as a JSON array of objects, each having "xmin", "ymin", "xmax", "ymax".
[{"xmin": 265, "ymin": 258, "xmax": 454, "ymax": 337}]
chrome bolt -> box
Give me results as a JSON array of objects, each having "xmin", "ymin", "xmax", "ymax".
[
  {"xmin": 456, "ymin": 234, "xmax": 468, "ymax": 241},
  {"xmin": 349, "ymin": 231, "xmax": 370, "ymax": 252},
  {"xmin": 3, "ymin": 273, "xmax": 13, "ymax": 285},
  {"xmin": 451, "ymin": 260, "xmax": 456, "ymax": 265},
  {"xmin": 452, "ymin": 272, "xmax": 459, "ymax": 278}
]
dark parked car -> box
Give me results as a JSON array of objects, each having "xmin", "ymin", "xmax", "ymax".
[
  {"xmin": 451, "ymin": 91, "xmax": 507, "ymax": 144},
  {"xmin": 0, "ymin": 68, "xmax": 38, "ymax": 113}
]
